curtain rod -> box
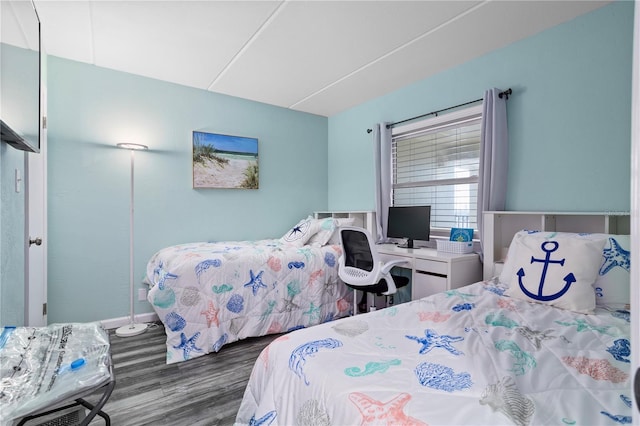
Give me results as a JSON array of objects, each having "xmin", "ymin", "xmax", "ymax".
[{"xmin": 366, "ymin": 88, "xmax": 512, "ymax": 134}]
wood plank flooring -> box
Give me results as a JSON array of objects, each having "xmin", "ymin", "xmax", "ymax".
[{"xmin": 85, "ymin": 323, "xmax": 278, "ymax": 426}]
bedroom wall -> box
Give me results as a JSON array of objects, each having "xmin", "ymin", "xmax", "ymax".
[
  {"xmin": 46, "ymin": 59, "xmax": 328, "ymax": 323},
  {"xmin": 327, "ymin": 1, "xmax": 634, "ymax": 213},
  {"xmin": 0, "ymin": 144, "xmax": 25, "ymax": 326}
]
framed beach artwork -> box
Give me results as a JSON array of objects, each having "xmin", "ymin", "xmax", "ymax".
[{"xmin": 192, "ymin": 131, "xmax": 259, "ymax": 189}]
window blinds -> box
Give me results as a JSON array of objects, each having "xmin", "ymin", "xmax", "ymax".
[{"xmin": 392, "ymin": 116, "xmax": 481, "ymax": 231}]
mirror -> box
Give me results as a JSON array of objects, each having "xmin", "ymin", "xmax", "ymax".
[{"xmin": 0, "ymin": 0, "xmax": 41, "ymax": 153}]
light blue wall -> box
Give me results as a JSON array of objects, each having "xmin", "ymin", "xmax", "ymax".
[
  {"xmin": 328, "ymin": 1, "xmax": 634, "ymax": 213},
  {"xmin": 0, "ymin": 144, "xmax": 25, "ymax": 326},
  {"xmin": 47, "ymin": 58, "xmax": 328, "ymax": 323}
]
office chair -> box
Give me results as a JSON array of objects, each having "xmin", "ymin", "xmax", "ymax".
[{"xmin": 338, "ymin": 226, "xmax": 410, "ymax": 314}]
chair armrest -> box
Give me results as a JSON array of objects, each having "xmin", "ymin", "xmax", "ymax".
[{"xmin": 380, "ymin": 259, "xmax": 410, "ymax": 274}]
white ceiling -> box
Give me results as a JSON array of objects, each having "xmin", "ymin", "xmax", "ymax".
[{"xmin": 2, "ymin": 0, "xmax": 611, "ymax": 117}]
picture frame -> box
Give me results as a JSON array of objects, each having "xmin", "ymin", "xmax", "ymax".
[{"xmin": 192, "ymin": 131, "xmax": 259, "ymax": 189}]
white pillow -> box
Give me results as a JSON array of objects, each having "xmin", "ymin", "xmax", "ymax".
[
  {"xmin": 307, "ymin": 218, "xmax": 337, "ymax": 247},
  {"xmin": 327, "ymin": 217, "xmax": 357, "ymax": 245},
  {"xmin": 593, "ymin": 235, "xmax": 630, "ymax": 308},
  {"xmin": 280, "ymin": 217, "xmax": 316, "ymax": 247},
  {"xmin": 502, "ymin": 231, "xmax": 606, "ymax": 314}
]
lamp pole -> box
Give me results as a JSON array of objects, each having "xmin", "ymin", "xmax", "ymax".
[{"xmin": 115, "ymin": 143, "xmax": 148, "ymax": 338}]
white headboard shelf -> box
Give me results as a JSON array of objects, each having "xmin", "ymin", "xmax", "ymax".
[
  {"xmin": 483, "ymin": 211, "xmax": 631, "ymax": 279},
  {"xmin": 313, "ymin": 211, "xmax": 376, "ymax": 240}
]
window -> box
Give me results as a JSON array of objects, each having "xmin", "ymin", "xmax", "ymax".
[{"xmin": 391, "ymin": 105, "xmax": 482, "ymax": 237}]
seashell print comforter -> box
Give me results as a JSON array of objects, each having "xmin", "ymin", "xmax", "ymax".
[
  {"xmin": 146, "ymin": 239, "xmax": 352, "ymax": 364},
  {"xmin": 235, "ymin": 279, "xmax": 632, "ymax": 425}
]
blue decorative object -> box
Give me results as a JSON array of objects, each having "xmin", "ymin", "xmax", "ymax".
[
  {"xmin": 517, "ymin": 241, "xmax": 575, "ymax": 301},
  {"xmin": 414, "ymin": 362, "xmax": 472, "ymax": 392},
  {"xmin": 324, "ymin": 252, "xmax": 336, "ymax": 267},
  {"xmin": 452, "ymin": 303, "xmax": 475, "ymax": 312},
  {"xmin": 288, "ymin": 261, "xmax": 305, "ymax": 269},
  {"xmin": 612, "ymin": 310, "xmax": 630, "ymax": 323},
  {"xmin": 212, "ymin": 333, "xmax": 228, "ymax": 352},
  {"xmin": 606, "ymin": 339, "xmax": 631, "ymax": 363},
  {"xmin": 483, "ymin": 284, "xmax": 506, "ymax": 296},
  {"xmin": 164, "ymin": 312, "xmax": 186, "ymax": 332},
  {"xmin": 599, "ymin": 411, "xmax": 632, "ymax": 424},
  {"xmin": 600, "ymin": 237, "xmax": 631, "ymax": 275},
  {"xmin": 244, "ymin": 270, "xmax": 267, "ymax": 295},
  {"xmin": 227, "ymin": 294, "xmax": 245, "ymax": 313},
  {"xmin": 289, "ymin": 338, "xmax": 343, "ymax": 385},
  {"xmin": 154, "ymin": 262, "xmax": 178, "ymax": 290},
  {"xmin": 195, "ymin": 259, "xmax": 222, "ymax": 278},
  {"xmin": 405, "ymin": 329, "xmax": 464, "ymax": 355},
  {"xmin": 249, "ymin": 411, "xmax": 277, "ymax": 426},
  {"xmin": 173, "ymin": 332, "xmax": 203, "ymax": 360}
]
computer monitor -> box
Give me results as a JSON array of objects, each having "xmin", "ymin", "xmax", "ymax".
[{"xmin": 387, "ymin": 205, "xmax": 431, "ymax": 248}]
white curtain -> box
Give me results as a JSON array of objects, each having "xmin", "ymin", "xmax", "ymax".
[
  {"xmin": 374, "ymin": 122, "xmax": 393, "ymax": 243},
  {"xmin": 477, "ymin": 88, "xmax": 509, "ymax": 259}
]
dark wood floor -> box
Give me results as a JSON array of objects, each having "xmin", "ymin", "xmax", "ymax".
[{"xmin": 85, "ymin": 323, "xmax": 278, "ymax": 426}]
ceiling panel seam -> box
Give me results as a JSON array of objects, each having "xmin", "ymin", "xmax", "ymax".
[
  {"xmin": 206, "ymin": 0, "xmax": 288, "ymax": 91},
  {"xmin": 287, "ymin": 0, "xmax": 488, "ymax": 111}
]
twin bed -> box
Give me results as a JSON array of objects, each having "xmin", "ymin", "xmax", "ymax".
[
  {"xmin": 145, "ymin": 216, "xmax": 352, "ymax": 364},
  {"xmin": 233, "ymin": 230, "xmax": 633, "ymax": 425},
  {"xmin": 144, "ymin": 216, "xmax": 633, "ymax": 425}
]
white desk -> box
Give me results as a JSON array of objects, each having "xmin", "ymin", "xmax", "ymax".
[{"xmin": 375, "ymin": 244, "xmax": 482, "ymax": 300}]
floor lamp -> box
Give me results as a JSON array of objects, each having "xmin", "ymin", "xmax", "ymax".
[{"xmin": 115, "ymin": 142, "xmax": 148, "ymax": 338}]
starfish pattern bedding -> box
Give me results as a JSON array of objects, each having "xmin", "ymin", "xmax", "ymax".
[
  {"xmin": 146, "ymin": 239, "xmax": 352, "ymax": 364},
  {"xmin": 235, "ymin": 279, "xmax": 632, "ymax": 425}
]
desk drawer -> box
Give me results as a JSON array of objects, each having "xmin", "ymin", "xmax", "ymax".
[
  {"xmin": 413, "ymin": 271, "xmax": 447, "ymax": 299},
  {"xmin": 414, "ymin": 258, "xmax": 447, "ymax": 276}
]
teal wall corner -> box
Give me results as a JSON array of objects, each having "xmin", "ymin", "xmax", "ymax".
[{"xmin": 328, "ymin": 1, "xmax": 634, "ymax": 214}]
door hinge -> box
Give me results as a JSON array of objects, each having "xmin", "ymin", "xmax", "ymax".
[
  {"xmin": 42, "ymin": 116, "xmax": 47, "ymax": 129},
  {"xmin": 42, "ymin": 303, "xmax": 47, "ymax": 316}
]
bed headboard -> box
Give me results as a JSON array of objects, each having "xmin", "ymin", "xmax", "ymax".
[{"xmin": 483, "ymin": 211, "xmax": 630, "ymax": 279}]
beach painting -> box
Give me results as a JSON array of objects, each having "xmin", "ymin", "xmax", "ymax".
[{"xmin": 192, "ymin": 131, "xmax": 259, "ymax": 189}]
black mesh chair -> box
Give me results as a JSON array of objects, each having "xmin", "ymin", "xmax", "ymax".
[{"xmin": 338, "ymin": 226, "xmax": 409, "ymax": 314}]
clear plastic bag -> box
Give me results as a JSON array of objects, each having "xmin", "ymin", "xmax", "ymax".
[{"xmin": 0, "ymin": 322, "xmax": 111, "ymax": 425}]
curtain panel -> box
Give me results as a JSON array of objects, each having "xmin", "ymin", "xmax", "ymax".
[
  {"xmin": 374, "ymin": 122, "xmax": 392, "ymax": 243},
  {"xmin": 477, "ymin": 88, "xmax": 509, "ymax": 259}
]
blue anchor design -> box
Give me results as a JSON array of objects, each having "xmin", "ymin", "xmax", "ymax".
[{"xmin": 517, "ymin": 241, "xmax": 576, "ymax": 301}]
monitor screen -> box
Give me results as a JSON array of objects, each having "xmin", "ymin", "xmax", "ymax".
[{"xmin": 387, "ymin": 205, "xmax": 431, "ymax": 248}]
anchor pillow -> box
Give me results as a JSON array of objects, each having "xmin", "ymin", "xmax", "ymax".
[
  {"xmin": 280, "ymin": 216, "xmax": 319, "ymax": 247},
  {"xmin": 503, "ymin": 232, "xmax": 607, "ymax": 313},
  {"xmin": 592, "ymin": 234, "xmax": 631, "ymax": 308}
]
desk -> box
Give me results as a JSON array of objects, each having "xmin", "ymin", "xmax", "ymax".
[{"xmin": 375, "ymin": 244, "xmax": 482, "ymax": 300}]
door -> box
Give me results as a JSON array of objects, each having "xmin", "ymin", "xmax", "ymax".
[{"xmin": 25, "ymin": 78, "xmax": 46, "ymax": 326}]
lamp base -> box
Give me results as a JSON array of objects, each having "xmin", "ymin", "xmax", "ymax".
[{"xmin": 115, "ymin": 322, "xmax": 148, "ymax": 338}]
